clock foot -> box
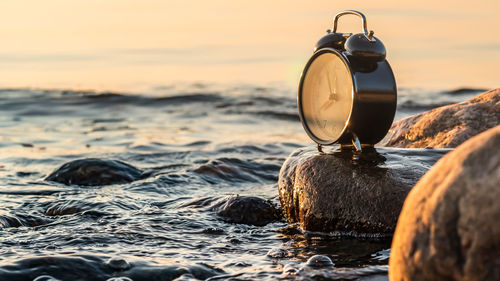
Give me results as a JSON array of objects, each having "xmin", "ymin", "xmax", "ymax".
[
  {"xmin": 317, "ymin": 144, "xmax": 324, "ymax": 154},
  {"xmin": 352, "ymin": 133, "xmax": 362, "ymax": 152}
]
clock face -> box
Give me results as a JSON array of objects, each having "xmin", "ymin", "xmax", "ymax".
[{"xmin": 299, "ymin": 50, "xmax": 353, "ymax": 144}]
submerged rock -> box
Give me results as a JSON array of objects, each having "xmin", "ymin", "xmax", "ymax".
[
  {"xmin": 381, "ymin": 88, "xmax": 499, "ymax": 148},
  {"xmin": 106, "ymin": 257, "xmax": 131, "ymax": 271},
  {"xmin": 212, "ymin": 195, "xmax": 281, "ymax": 226},
  {"xmin": 389, "ymin": 126, "xmax": 500, "ymax": 281},
  {"xmin": 278, "ymin": 146, "xmax": 449, "ymax": 234},
  {"xmin": 46, "ymin": 158, "xmax": 145, "ymax": 186},
  {"xmin": 182, "ymin": 195, "xmax": 282, "ymax": 226},
  {"xmin": 0, "ymin": 213, "xmax": 50, "ymax": 228}
]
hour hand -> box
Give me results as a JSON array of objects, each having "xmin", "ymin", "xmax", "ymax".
[{"xmin": 320, "ymin": 100, "xmax": 333, "ymax": 111}]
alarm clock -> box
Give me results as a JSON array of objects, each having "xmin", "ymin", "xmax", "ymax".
[{"xmin": 298, "ymin": 10, "xmax": 397, "ymax": 152}]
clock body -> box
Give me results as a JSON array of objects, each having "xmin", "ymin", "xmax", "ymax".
[{"xmin": 298, "ymin": 47, "xmax": 397, "ymax": 146}]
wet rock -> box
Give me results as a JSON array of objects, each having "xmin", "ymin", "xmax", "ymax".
[
  {"xmin": 278, "ymin": 146, "xmax": 450, "ymax": 234},
  {"xmin": 389, "ymin": 126, "xmax": 500, "ymax": 281},
  {"xmin": 381, "ymin": 88, "xmax": 500, "ymax": 148},
  {"xmin": 182, "ymin": 195, "xmax": 281, "ymax": 226},
  {"xmin": 46, "ymin": 158, "xmax": 145, "ymax": 186},
  {"xmin": 213, "ymin": 195, "xmax": 281, "ymax": 226},
  {"xmin": 106, "ymin": 257, "xmax": 131, "ymax": 271}
]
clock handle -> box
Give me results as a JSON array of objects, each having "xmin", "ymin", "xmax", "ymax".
[{"xmin": 332, "ymin": 10, "xmax": 375, "ymax": 42}]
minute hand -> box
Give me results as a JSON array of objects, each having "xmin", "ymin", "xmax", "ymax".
[
  {"xmin": 327, "ymin": 72, "xmax": 337, "ymax": 101},
  {"xmin": 327, "ymin": 72, "xmax": 333, "ymax": 94}
]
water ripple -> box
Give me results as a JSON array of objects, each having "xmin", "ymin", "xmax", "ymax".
[{"xmin": 0, "ymin": 85, "xmax": 471, "ymax": 280}]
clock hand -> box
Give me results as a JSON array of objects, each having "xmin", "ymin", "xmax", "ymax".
[
  {"xmin": 327, "ymin": 71, "xmax": 333, "ymax": 94},
  {"xmin": 332, "ymin": 75, "xmax": 337, "ymax": 100},
  {"xmin": 326, "ymin": 71, "xmax": 337, "ymax": 101},
  {"xmin": 321, "ymin": 70, "xmax": 339, "ymax": 111},
  {"xmin": 320, "ymin": 100, "xmax": 333, "ymax": 111}
]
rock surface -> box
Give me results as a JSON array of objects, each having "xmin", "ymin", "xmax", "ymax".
[
  {"xmin": 389, "ymin": 125, "xmax": 500, "ymax": 281},
  {"xmin": 278, "ymin": 146, "xmax": 450, "ymax": 234},
  {"xmin": 381, "ymin": 88, "xmax": 499, "ymax": 148},
  {"xmin": 213, "ymin": 195, "xmax": 281, "ymax": 226},
  {"xmin": 46, "ymin": 158, "xmax": 145, "ymax": 186},
  {"xmin": 183, "ymin": 195, "xmax": 281, "ymax": 226}
]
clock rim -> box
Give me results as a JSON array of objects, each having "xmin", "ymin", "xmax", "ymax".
[{"xmin": 297, "ymin": 48, "xmax": 355, "ymax": 145}]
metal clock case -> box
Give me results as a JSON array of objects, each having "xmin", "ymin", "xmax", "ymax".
[{"xmin": 298, "ymin": 10, "xmax": 397, "ymax": 151}]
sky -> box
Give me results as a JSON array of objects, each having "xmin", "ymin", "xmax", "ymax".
[{"xmin": 0, "ymin": 0, "xmax": 498, "ymax": 91}]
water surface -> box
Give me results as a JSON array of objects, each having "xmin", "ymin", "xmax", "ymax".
[{"xmin": 0, "ymin": 85, "xmax": 482, "ymax": 280}]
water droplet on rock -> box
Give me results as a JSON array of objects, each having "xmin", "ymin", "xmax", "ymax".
[
  {"xmin": 33, "ymin": 276, "xmax": 61, "ymax": 281},
  {"xmin": 282, "ymin": 263, "xmax": 299, "ymax": 276},
  {"xmin": 106, "ymin": 277, "xmax": 133, "ymax": 281},
  {"xmin": 266, "ymin": 248, "xmax": 291, "ymax": 258},
  {"xmin": 305, "ymin": 255, "xmax": 334, "ymax": 268}
]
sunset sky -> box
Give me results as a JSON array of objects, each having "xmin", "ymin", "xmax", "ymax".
[{"xmin": 0, "ymin": 0, "xmax": 498, "ymax": 91}]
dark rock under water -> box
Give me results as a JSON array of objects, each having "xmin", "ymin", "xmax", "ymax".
[
  {"xmin": 181, "ymin": 195, "xmax": 281, "ymax": 226},
  {"xmin": 45, "ymin": 158, "xmax": 146, "ymax": 186},
  {"xmin": 212, "ymin": 195, "xmax": 281, "ymax": 226}
]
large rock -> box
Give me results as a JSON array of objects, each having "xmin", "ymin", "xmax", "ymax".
[
  {"xmin": 389, "ymin": 125, "xmax": 500, "ymax": 281},
  {"xmin": 46, "ymin": 158, "xmax": 146, "ymax": 186},
  {"xmin": 381, "ymin": 88, "xmax": 499, "ymax": 148},
  {"xmin": 278, "ymin": 146, "xmax": 450, "ymax": 234}
]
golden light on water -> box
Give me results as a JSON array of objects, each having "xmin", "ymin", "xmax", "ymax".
[{"xmin": 0, "ymin": 0, "xmax": 498, "ymax": 91}]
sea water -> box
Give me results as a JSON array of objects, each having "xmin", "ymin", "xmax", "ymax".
[{"xmin": 0, "ymin": 85, "xmax": 482, "ymax": 280}]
